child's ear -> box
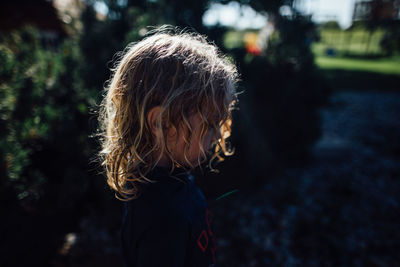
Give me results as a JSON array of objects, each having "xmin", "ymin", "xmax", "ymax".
[
  {"xmin": 147, "ymin": 106, "xmax": 162, "ymax": 135},
  {"xmin": 147, "ymin": 106, "xmax": 177, "ymax": 137}
]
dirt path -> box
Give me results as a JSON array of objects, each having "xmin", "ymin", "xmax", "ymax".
[{"xmin": 214, "ymin": 90, "xmax": 400, "ymax": 267}]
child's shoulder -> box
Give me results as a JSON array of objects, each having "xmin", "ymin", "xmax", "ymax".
[
  {"xmin": 126, "ymin": 167, "xmax": 192, "ymax": 212},
  {"xmin": 125, "ymin": 166, "xmax": 206, "ymax": 223},
  {"xmin": 142, "ymin": 166, "xmax": 192, "ymax": 199}
]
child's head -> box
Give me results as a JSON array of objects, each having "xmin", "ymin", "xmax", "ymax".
[{"xmin": 98, "ymin": 26, "xmax": 239, "ymax": 200}]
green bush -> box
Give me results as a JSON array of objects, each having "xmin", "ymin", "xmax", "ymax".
[{"xmin": 0, "ymin": 26, "xmax": 102, "ymax": 265}]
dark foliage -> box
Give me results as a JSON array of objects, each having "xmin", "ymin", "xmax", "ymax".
[{"xmin": 0, "ymin": 26, "xmax": 110, "ymax": 266}]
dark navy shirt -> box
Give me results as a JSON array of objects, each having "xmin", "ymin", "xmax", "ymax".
[{"xmin": 120, "ymin": 166, "xmax": 217, "ymax": 267}]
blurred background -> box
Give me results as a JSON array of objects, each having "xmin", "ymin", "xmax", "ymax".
[{"xmin": 1, "ymin": 0, "xmax": 399, "ymax": 266}]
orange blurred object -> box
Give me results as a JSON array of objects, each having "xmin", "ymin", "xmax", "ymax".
[
  {"xmin": 245, "ymin": 43, "xmax": 262, "ymax": 56},
  {"xmin": 243, "ymin": 32, "xmax": 262, "ymax": 56}
]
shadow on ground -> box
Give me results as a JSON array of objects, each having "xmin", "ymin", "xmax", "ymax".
[{"xmin": 320, "ymin": 69, "xmax": 400, "ymax": 91}]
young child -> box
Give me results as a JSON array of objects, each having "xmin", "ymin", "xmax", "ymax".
[{"xmin": 98, "ymin": 26, "xmax": 239, "ymax": 267}]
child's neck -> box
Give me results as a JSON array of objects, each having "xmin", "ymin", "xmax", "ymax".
[
  {"xmin": 156, "ymin": 155, "xmax": 186, "ymax": 170},
  {"xmin": 156, "ymin": 154, "xmax": 172, "ymax": 168}
]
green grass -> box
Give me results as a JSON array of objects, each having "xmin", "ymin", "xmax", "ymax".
[
  {"xmin": 314, "ymin": 28, "xmax": 400, "ymax": 90},
  {"xmin": 224, "ymin": 30, "xmax": 245, "ymax": 49},
  {"xmin": 313, "ymin": 28, "xmax": 400, "ymax": 76},
  {"xmin": 315, "ymin": 56, "xmax": 400, "ymax": 76}
]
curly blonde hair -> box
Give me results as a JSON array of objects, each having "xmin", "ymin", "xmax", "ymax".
[{"xmin": 98, "ymin": 26, "xmax": 239, "ymax": 201}]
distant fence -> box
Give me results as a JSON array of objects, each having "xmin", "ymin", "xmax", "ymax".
[{"xmin": 318, "ymin": 28, "xmax": 385, "ymax": 57}]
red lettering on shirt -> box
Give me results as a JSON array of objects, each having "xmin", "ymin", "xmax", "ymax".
[
  {"xmin": 197, "ymin": 230, "xmax": 209, "ymax": 252},
  {"xmin": 196, "ymin": 208, "xmax": 217, "ymax": 263}
]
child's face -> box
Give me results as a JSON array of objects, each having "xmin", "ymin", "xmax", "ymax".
[{"xmin": 168, "ymin": 113, "xmax": 220, "ymax": 168}]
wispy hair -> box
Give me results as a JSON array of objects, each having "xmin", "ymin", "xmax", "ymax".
[{"xmin": 98, "ymin": 25, "xmax": 239, "ymax": 201}]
